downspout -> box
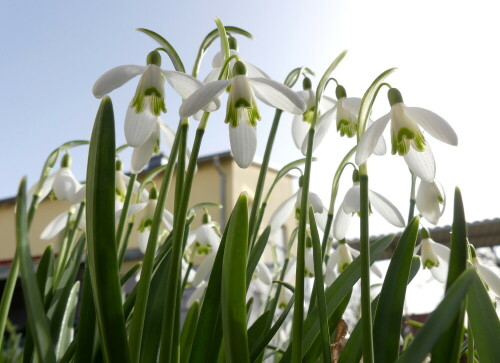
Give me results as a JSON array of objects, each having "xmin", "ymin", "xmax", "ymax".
[{"xmin": 212, "ymin": 156, "xmax": 226, "ymax": 231}]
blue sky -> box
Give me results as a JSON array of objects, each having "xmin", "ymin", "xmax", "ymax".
[{"xmin": 2, "ymin": 0, "xmax": 499, "ymax": 236}]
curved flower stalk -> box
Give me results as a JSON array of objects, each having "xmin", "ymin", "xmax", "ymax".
[
  {"xmin": 291, "ymin": 77, "xmax": 336, "ymax": 153},
  {"xmin": 179, "ymin": 60, "xmax": 306, "ymax": 168},
  {"xmin": 203, "ymin": 36, "xmax": 269, "ymax": 84},
  {"xmin": 93, "ymin": 50, "xmax": 219, "ymax": 148},
  {"xmin": 333, "ymin": 171, "xmax": 405, "ymax": 240},
  {"xmin": 418, "ymin": 229, "xmax": 450, "ymax": 283},
  {"xmin": 356, "ymin": 88, "xmax": 458, "ymax": 182},
  {"xmin": 324, "ymin": 240, "xmax": 383, "ymax": 285},
  {"xmin": 416, "ymin": 179, "xmax": 445, "ymax": 225}
]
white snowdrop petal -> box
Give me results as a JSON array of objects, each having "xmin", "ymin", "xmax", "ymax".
[
  {"xmin": 314, "ymin": 209, "xmax": 332, "ymax": 237},
  {"xmin": 196, "ymin": 225, "xmax": 220, "ymax": 249},
  {"xmin": 373, "ymin": 135, "xmax": 387, "ymax": 156},
  {"xmin": 370, "ymin": 263, "xmax": 383, "ymax": 278},
  {"xmin": 368, "ymin": 190, "xmax": 406, "ymax": 227},
  {"xmin": 131, "ymin": 129, "xmax": 158, "ymax": 173},
  {"xmin": 244, "ymin": 61, "xmax": 270, "ymax": 78},
  {"xmin": 292, "ymin": 115, "xmax": 310, "ymax": 149},
  {"xmin": 355, "ymin": 113, "xmax": 391, "ymax": 165},
  {"xmin": 429, "ymin": 258, "xmax": 448, "ymax": 283},
  {"xmin": 250, "ymin": 77, "xmax": 306, "ymax": 114},
  {"xmin": 308, "ymin": 192, "xmax": 324, "ymax": 213},
  {"xmin": 403, "ymin": 147, "xmax": 436, "ymax": 183},
  {"xmin": 27, "ymin": 172, "xmax": 56, "ymax": 207},
  {"xmin": 476, "ymin": 263, "xmax": 500, "ymax": 297},
  {"xmin": 326, "ymin": 249, "xmax": 339, "ymax": 271},
  {"xmin": 162, "ymin": 209, "xmax": 174, "ymax": 230},
  {"xmin": 179, "ymin": 80, "xmax": 231, "ymax": 118},
  {"xmin": 405, "ymin": 107, "xmax": 458, "ymax": 146},
  {"xmin": 430, "ymin": 240, "xmax": 451, "ymax": 262},
  {"xmin": 341, "ymin": 97, "xmax": 362, "ymax": 115},
  {"xmin": 92, "ymin": 65, "xmax": 146, "ymax": 98},
  {"xmin": 40, "ymin": 211, "xmax": 70, "ymax": 240},
  {"xmin": 300, "ymin": 111, "xmax": 335, "ymax": 155},
  {"xmin": 333, "ymin": 207, "xmax": 352, "ymax": 240},
  {"xmin": 138, "ymin": 231, "xmax": 150, "ymax": 254},
  {"xmin": 269, "ymin": 192, "xmax": 299, "ymax": 233},
  {"xmin": 53, "ymin": 168, "xmax": 82, "ymax": 202},
  {"xmin": 70, "ymin": 185, "xmax": 86, "ymax": 204},
  {"xmin": 124, "ymin": 106, "xmax": 158, "ymax": 147},
  {"xmin": 256, "ymin": 262, "xmax": 272, "ymax": 285},
  {"xmin": 229, "ymin": 120, "xmax": 257, "ymax": 168},
  {"xmin": 343, "ymin": 185, "xmax": 360, "ymax": 214},
  {"xmin": 416, "ymin": 181, "xmax": 442, "ymax": 225}
]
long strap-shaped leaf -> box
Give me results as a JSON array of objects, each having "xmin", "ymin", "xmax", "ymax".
[
  {"xmin": 397, "ymin": 269, "xmax": 475, "ymax": 363},
  {"xmin": 466, "ymin": 270, "xmax": 500, "ymax": 362},
  {"xmin": 221, "ymin": 193, "xmax": 250, "ymax": 363},
  {"xmin": 86, "ymin": 96, "xmax": 130, "ymax": 363},
  {"xmin": 431, "ymin": 187, "xmax": 468, "ymax": 362},
  {"xmin": 16, "ymin": 178, "xmax": 56, "ymax": 362},
  {"xmin": 373, "ymin": 216, "xmax": 420, "ymax": 361}
]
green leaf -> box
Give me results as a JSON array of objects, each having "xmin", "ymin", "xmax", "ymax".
[
  {"xmin": 357, "ymin": 67, "xmax": 396, "ymax": 141},
  {"xmin": 0, "ymin": 253, "xmax": 20, "ymax": 360},
  {"xmin": 246, "ymin": 226, "xmax": 271, "ymax": 286},
  {"xmin": 221, "ymin": 194, "xmax": 250, "ymax": 363},
  {"xmin": 466, "ymin": 270, "xmax": 500, "ymax": 362},
  {"xmin": 373, "ymin": 216, "xmax": 420, "ymax": 362},
  {"xmin": 180, "ymin": 301, "xmax": 200, "ymax": 363},
  {"xmin": 282, "ymin": 234, "xmax": 394, "ymax": 362},
  {"xmin": 36, "ymin": 245, "xmax": 55, "ymax": 300},
  {"xmin": 136, "ymin": 28, "xmax": 185, "ymax": 72},
  {"xmin": 74, "ymin": 265, "xmax": 97, "ymax": 363},
  {"xmin": 309, "ymin": 209, "xmax": 330, "ymax": 363},
  {"xmin": 56, "ymin": 281, "xmax": 80, "ymax": 360},
  {"xmin": 339, "ymin": 256, "xmax": 421, "ymax": 363},
  {"xmin": 86, "ymin": 97, "xmax": 130, "ymax": 363},
  {"xmin": 431, "ymin": 187, "xmax": 468, "ymax": 362},
  {"xmin": 15, "ymin": 178, "xmax": 55, "ymax": 363},
  {"xmin": 397, "ymin": 269, "xmax": 474, "ymax": 363}
]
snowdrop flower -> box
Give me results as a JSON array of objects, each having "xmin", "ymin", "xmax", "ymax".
[
  {"xmin": 471, "ymin": 246, "xmax": 500, "ymax": 298},
  {"xmin": 40, "ymin": 204, "xmax": 86, "ymax": 240},
  {"xmin": 419, "ymin": 229, "xmax": 450, "ymax": 283},
  {"xmin": 179, "ymin": 61, "xmax": 306, "ymax": 168},
  {"xmin": 325, "ymin": 240, "xmax": 382, "ymax": 284},
  {"xmin": 93, "ymin": 51, "xmax": 218, "ymax": 148},
  {"xmin": 184, "ymin": 214, "xmax": 221, "ymax": 266},
  {"xmin": 356, "ymin": 88, "xmax": 458, "ymax": 182},
  {"xmin": 334, "ymin": 85, "xmax": 386, "ymax": 154},
  {"xmin": 28, "ymin": 153, "xmax": 85, "ymax": 206},
  {"xmin": 416, "ymin": 179, "xmax": 445, "ymax": 225},
  {"xmin": 268, "ymin": 182, "xmax": 326, "ymax": 234},
  {"xmin": 333, "ymin": 170, "xmax": 405, "ymax": 240},
  {"xmin": 203, "ymin": 36, "xmax": 269, "ymax": 84},
  {"xmin": 129, "ymin": 186, "xmax": 173, "ymax": 253},
  {"xmin": 291, "ymin": 77, "xmax": 336, "ymax": 154}
]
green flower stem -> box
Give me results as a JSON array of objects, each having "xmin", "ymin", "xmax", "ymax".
[
  {"xmin": 116, "ymin": 172, "xmax": 137, "ymax": 253},
  {"xmin": 0, "ymin": 252, "xmax": 19, "ymax": 359},
  {"xmin": 54, "ymin": 202, "xmax": 85, "ymax": 287},
  {"xmin": 291, "ymin": 129, "xmax": 315, "ymax": 363},
  {"xmin": 249, "ymin": 109, "xmax": 283, "ymax": 246},
  {"xmin": 118, "ymin": 222, "xmax": 134, "ymax": 267},
  {"xmin": 408, "ymin": 172, "xmax": 416, "ymax": 223},
  {"xmin": 159, "ymin": 113, "xmax": 209, "ymax": 362},
  {"xmin": 181, "ymin": 262, "xmax": 193, "ymax": 294},
  {"xmin": 128, "ymin": 119, "xmax": 185, "ymax": 363},
  {"xmin": 359, "ymin": 163, "xmax": 374, "ymax": 363}
]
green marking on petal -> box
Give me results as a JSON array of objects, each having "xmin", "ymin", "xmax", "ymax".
[
  {"xmin": 337, "ymin": 119, "xmax": 357, "ymax": 138},
  {"xmin": 391, "ymin": 127, "xmax": 426, "ymax": 155},
  {"xmin": 423, "ymin": 259, "xmax": 440, "ymax": 269},
  {"xmin": 234, "ymin": 98, "xmax": 251, "ymax": 108},
  {"xmin": 302, "ymin": 108, "xmax": 315, "ymax": 123},
  {"xmin": 139, "ymin": 218, "xmax": 153, "ymax": 232}
]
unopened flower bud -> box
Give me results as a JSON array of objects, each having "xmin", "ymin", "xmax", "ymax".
[
  {"xmin": 303, "ymin": 77, "xmax": 312, "ymax": 90},
  {"xmin": 388, "ymin": 88, "xmax": 404, "ymax": 106},
  {"xmin": 335, "ymin": 85, "xmax": 347, "ymax": 100},
  {"xmin": 233, "ymin": 61, "xmax": 247, "ymax": 76},
  {"xmin": 146, "ymin": 51, "xmax": 162, "ymax": 66}
]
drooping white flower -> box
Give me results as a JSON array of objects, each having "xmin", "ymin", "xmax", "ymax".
[
  {"xmin": 40, "ymin": 205, "xmax": 86, "ymax": 240},
  {"xmin": 93, "ymin": 51, "xmax": 219, "ymax": 148},
  {"xmin": 472, "ymin": 257, "xmax": 500, "ymax": 298},
  {"xmin": 356, "ymin": 88, "xmax": 458, "ymax": 182},
  {"xmin": 333, "ymin": 171, "xmax": 405, "ymax": 240},
  {"xmin": 416, "ymin": 179, "xmax": 445, "ymax": 225},
  {"xmin": 185, "ymin": 216, "xmax": 221, "ymax": 266},
  {"xmin": 418, "ymin": 230, "xmax": 450, "ymax": 283},
  {"xmin": 291, "ymin": 77, "xmax": 337, "ymax": 154},
  {"xmin": 179, "ymin": 61, "xmax": 306, "ymax": 168},
  {"xmin": 325, "ymin": 241, "xmax": 382, "ymax": 284},
  {"xmin": 268, "ymin": 186, "xmax": 326, "ymax": 234}
]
